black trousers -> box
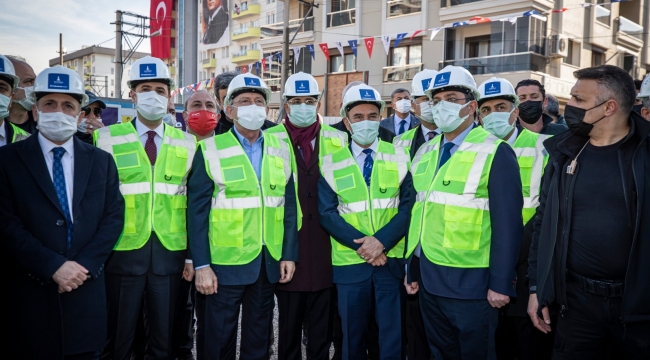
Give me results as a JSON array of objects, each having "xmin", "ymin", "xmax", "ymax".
[
  {"xmin": 276, "ymin": 287, "xmax": 334, "ymax": 360},
  {"xmin": 104, "ymin": 268, "xmax": 181, "ymax": 360},
  {"xmin": 406, "ymin": 293, "xmax": 431, "ymax": 360},
  {"xmin": 553, "ymin": 279, "xmax": 650, "ymax": 359},
  {"xmin": 173, "ymin": 279, "xmax": 196, "ymax": 356},
  {"xmin": 195, "ymin": 262, "xmax": 276, "ymax": 360},
  {"xmin": 495, "ymin": 315, "xmax": 554, "ymax": 360}
]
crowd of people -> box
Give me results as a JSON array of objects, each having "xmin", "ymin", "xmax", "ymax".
[{"xmin": 0, "ymin": 52, "xmax": 649, "ymax": 360}]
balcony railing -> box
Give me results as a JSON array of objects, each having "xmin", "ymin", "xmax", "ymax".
[
  {"xmin": 231, "ymin": 49, "xmax": 261, "ymax": 64},
  {"xmin": 595, "ymin": 5, "xmax": 611, "ymax": 25},
  {"xmin": 440, "ymin": 52, "xmax": 547, "ymax": 75},
  {"xmin": 232, "ymin": 27, "xmax": 261, "ymax": 41},
  {"xmin": 327, "ymin": 8, "xmax": 356, "ymax": 28},
  {"xmin": 261, "ymin": 17, "xmax": 314, "ymax": 39},
  {"xmin": 232, "ymin": 2, "xmax": 261, "ymax": 20},
  {"xmin": 618, "ymin": 16, "xmax": 643, "ymax": 41},
  {"xmin": 441, "ymin": 0, "xmax": 484, "ymax": 7},
  {"xmin": 387, "ymin": 0, "xmax": 422, "ymax": 17},
  {"xmin": 202, "ymin": 58, "xmax": 217, "ymax": 69},
  {"xmin": 383, "ymin": 63, "xmax": 423, "ymax": 83}
]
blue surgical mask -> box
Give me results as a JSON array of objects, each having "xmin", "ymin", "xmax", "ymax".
[
  {"xmin": 348, "ymin": 119, "xmax": 379, "ymax": 146},
  {"xmin": 288, "ymin": 103, "xmax": 317, "ymax": 127}
]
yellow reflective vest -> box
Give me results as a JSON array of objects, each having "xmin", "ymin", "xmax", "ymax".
[
  {"xmin": 512, "ymin": 129, "xmax": 551, "ymax": 224},
  {"xmin": 320, "ymin": 140, "xmax": 410, "ymax": 266},
  {"xmin": 201, "ymin": 130, "xmax": 292, "ymax": 264},
  {"xmin": 407, "ymin": 127, "xmax": 502, "ymax": 268},
  {"xmin": 94, "ymin": 122, "xmax": 196, "ymax": 251}
]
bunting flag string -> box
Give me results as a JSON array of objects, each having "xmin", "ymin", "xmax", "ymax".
[
  {"xmin": 348, "ymin": 39, "xmax": 358, "ymax": 58},
  {"xmin": 293, "ymin": 46, "xmax": 302, "ymax": 67},
  {"xmin": 319, "ymin": 43, "xmax": 330, "ymax": 60},
  {"xmin": 394, "ymin": 33, "xmax": 408, "ymax": 49},
  {"xmin": 306, "ymin": 44, "xmax": 316, "ymax": 60},
  {"xmin": 334, "ymin": 41, "xmax": 345, "ymax": 57},
  {"xmin": 364, "ymin": 37, "xmax": 375, "ymax": 59}
]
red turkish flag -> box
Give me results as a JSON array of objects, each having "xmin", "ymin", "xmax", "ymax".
[
  {"xmin": 241, "ymin": 66, "xmax": 247, "ymax": 74},
  {"xmin": 261, "ymin": 57, "xmax": 266, "ymax": 71},
  {"xmin": 410, "ymin": 30, "xmax": 423, "ymax": 40},
  {"xmin": 319, "ymin": 43, "xmax": 330, "ymax": 60},
  {"xmin": 150, "ymin": 0, "xmax": 173, "ymax": 59},
  {"xmin": 364, "ymin": 37, "xmax": 374, "ymax": 59}
]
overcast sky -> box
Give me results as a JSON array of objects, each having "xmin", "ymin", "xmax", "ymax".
[{"xmin": 1, "ymin": 0, "xmax": 152, "ymax": 73}]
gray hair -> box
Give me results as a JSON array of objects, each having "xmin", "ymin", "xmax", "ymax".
[
  {"xmin": 214, "ymin": 71, "xmax": 239, "ymax": 102},
  {"xmin": 5, "ymin": 55, "xmax": 28, "ymax": 64},
  {"xmin": 545, "ymin": 94, "xmax": 559, "ymax": 116},
  {"xmin": 574, "ymin": 65, "xmax": 636, "ymax": 115},
  {"xmin": 184, "ymin": 90, "xmax": 218, "ymax": 112},
  {"xmin": 391, "ymin": 88, "xmax": 410, "ymax": 101},
  {"xmin": 342, "ymin": 81, "xmax": 364, "ymax": 99}
]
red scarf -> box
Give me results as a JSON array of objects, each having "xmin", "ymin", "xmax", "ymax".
[{"xmin": 284, "ymin": 115, "xmax": 320, "ymax": 165}]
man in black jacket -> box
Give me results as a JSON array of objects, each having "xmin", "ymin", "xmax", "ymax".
[
  {"xmin": 515, "ymin": 79, "xmax": 567, "ymax": 135},
  {"xmin": 528, "ymin": 65, "xmax": 650, "ymax": 359}
]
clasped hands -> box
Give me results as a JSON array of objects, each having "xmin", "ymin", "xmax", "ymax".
[
  {"xmin": 53, "ymin": 261, "xmax": 90, "ymax": 293},
  {"xmin": 354, "ymin": 236, "xmax": 386, "ymax": 266}
]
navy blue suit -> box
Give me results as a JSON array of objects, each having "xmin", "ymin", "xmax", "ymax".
[
  {"xmin": 0, "ymin": 134, "xmax": 124, "ymax": 359},
  {"xmin": 318, "ymin": 144, "xmax": 412, "ymax": 360},
  {"xmin": 187, "ymin": 130, "xmax": 298, "ymax": 360}
]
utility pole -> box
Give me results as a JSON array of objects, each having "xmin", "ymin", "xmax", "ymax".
[
  {"xmin": 59, "ymin": 33, "xmax": 64, "ymax": 65},
  {"xmin": 280, "ymin": 0, "xmax": 291, "ymax": 96},
  {"xmin": 115, "ymin": 10, "xmax": 123, "ymax": 99}
]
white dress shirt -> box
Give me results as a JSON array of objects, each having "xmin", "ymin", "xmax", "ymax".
[
  {"xmin": 135, "ymin": 118, "xmax": 164, "ymax": 156},
  {"xmin": 506, "ymin": 126, "xmax": 519, "ymax": 146},
  {"xmin": 394, "ymin": 114, "xmax": 412, "ymax": 135},
  {"xmin": 351, "ymin": 137, "xmax": 379, "ymax": 169},
  {"xmin": 38, "ymin": 133, "xmax": 75, "ymax": 221},
  {"xmin": 0, "ymin": 121, "xmax": 6, "ymax": 147}
]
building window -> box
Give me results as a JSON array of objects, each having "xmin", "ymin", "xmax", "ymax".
[
  {"xmin": 330, "ymin": 54, "xmax": 355, "ymax": 73},
  {"xmin": 390, "ymin": 44, "xmax": 422, "ymax": 66},
  {"xmin": 92, "ymin": 66, "xmax": 95, "ymax": 73},
  {"xmin": 464, "ymin": 35, "xmax": 490, "ymax": 58},
  {"xmin": 111, "ymin": 91, "xmax": 114, "ymax": 97},
  {"xmin": 111, "ymin": 56, "xmax": 115, "ymax": 63},
  {"xmin": 591, "ymin": 48, "xmax": 605, "ymax": 67},
  {"xmin": 622, "ymin": 53, "xmax": 637, "ymax": 77},
  {"xmin": 564, "ymin": 40, "xmax": 581, "ymax": 67},
  {"xmin": 74, "ymin": 60, "xmax": 77, "ymax": 67},
  {"xmin": 327, "ymin": 0, "xmax": 356, "ymax": 28},
  {"xmin": 92, "ymin": 55, "xmax": 95, "ymax": 62},
  {"xmin": 441, "ymin": 0, "xmax": 484, "ymax": 7},
  {"xmin": 595, "ymin": 0, "xmax": 611, "ymax": 25},
  {"xmin": 111, "ymin": 79, "xmax": 115, "ymax": 86},
  {"xmin": 111, "ymin": 68, "xmax": 115, "ymax": 75},
  {"xmin": 387, "ymin": 0, "xmax": 421, "ymax": 18}
]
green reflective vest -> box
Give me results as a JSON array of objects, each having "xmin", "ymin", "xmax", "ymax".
[
  {"xmin": 320, "ymin": 140, "xmax": 410, "ymax": 266},
  {"xmin": 407, "ymin": 127, "xmax": 502, "ymax": 268},
  {"xmin": 94, "ymin": 122, "xmax": 196, "ymax": 251},
  {"xmin": 512, "ymin": 129, "xmax": 551, "ymax": 224},
  {"xmin": 201, "ymin": 131, "xmax": 292, "ymax": 264},
  {"xmin": 8, "ymin": 122, "xmax": 29, "ymax": 144},
  {"xmin": 393, "ymin": 127, "xmax": 417, "ymax": 152}
]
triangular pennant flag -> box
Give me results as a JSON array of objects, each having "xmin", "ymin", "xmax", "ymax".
[
  {"xmin": 267, "ymin": 55, "xmax": 273, "ymax": 69},
  {"xmin": 394, "ymin": 33, "xmax": 408, "ymax": 48},
  {"xmin": 276, "ymin": 53, "xmax": 282, "ymax": 63},
  {"xmin": 255, "ymin": 62, "xmax": 260, "ymax": 74},
  {"xmin": 430, "ymin": 27, "xmax": 442, "ymax": 41},
  {"xmin": 248, "ymin": 63, "xmax": 253, "ymax": 73},
  {"xmin": 293, "ymin": 46, "xmax": 302, "ymax": 68},
  {"xmin": 348, "ymin": 40, "xmax": 358, "ymax": 58},
  {"xmin": 364, "ymin": 37, "xmax": 374, "ymax": 58},
  {"xmin": 453, "ymin": 21, "xmax": 469, "ymax": 27},
  {"xmin": 381, "ymin": 35, "xmax": 391, "ymax": 55},
  {"xmin": 241, "ymin": 66, "xmax": 247, "ymax": 74},
  {"xmin": 469, "ymin": 16, "xmax": 491, "ymax": 24},
  {"xmin": 552, "ymin": 7, "xmax": 568, "ymax": 13},
  {"xmin": 261, "ymin": 57, "xmax": 266, "ymax": 72},
  {"xmin": 306, "ymin": 44, "xmax": 316, "ymax": 60},
  {"xmin": 502, "ymin": 16, "xmax": 518, "ymax": 25},
  {"xmin": 319, "ymin": 43, "xmax": 330, "ymax": 60},
  {"xmin": 523, "ymin": 10, "xmax": 540, "ymax": 16},
  {"xmin": 334, "ymin": 41, "xmax": 345, "ymax": 57},
  {"xmin": 410, "ymin": 29, "xmax": 423, "ymax": 40}
]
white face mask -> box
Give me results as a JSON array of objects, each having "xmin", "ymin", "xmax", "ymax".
[
  {"xmin": 77, "ymin": 118, "xmax": 88, "ymax": 133},
  {"xmin": 288, "ymin": 103, "xmax": 317, "ymax": 127},
  {"xmin": 418, "ymin": 101, "xmax": 435, "ymax": 124},
  {"xmin": 433, "ymin": 101, "xmax": 471, "ymax": 133},
  {"xmin": 162, "ymin": 113, "xmax": 176, "ymax": 126},
  {"xmin": 13, "ymin": 86, "xmax": 35, "ymax": 111},
  {"xmin": 482, "ymin": 109, "xmax": 515, "ymax": 139},
  {"xmin": 395, "ymin": 99, "xmax": 412, "ymax": 114},
  {"xmin": 234, "ymin": 105, "xmax": 267, "ymax": 130},
  {"xmin": 37, "ymin": 110, "xmax": 79, "ymax": 142},
  {"xmin": 136, "ymin": 91, "xmax": 168, "ymax": 121},
  {"xmin": 0, "ymin": 94, "xmax": 11, "ymax": 119},
  {"xmin": 349, "ymin": 119, "xmax": 379, "ymax": 146}
]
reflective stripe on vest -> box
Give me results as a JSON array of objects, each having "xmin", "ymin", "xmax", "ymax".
[
  {"xmin": 407, "ymin": 127, "xmax": 501, "ymax": 268},
  {"xmin": 393, "ymin": 128, "xmax": 416, "ymax": 150},
  {"xmin": 95, "ymin": 122, "xmax": 196, "ymax": 251},
  {"xmin": 513, "ymin": 129, "xmax": 550, "ymax": 224},
  {"xmin": 320, "ymin": 140, "xmax": 410, "ymax": 266},
  {"xmin": 10, "ymin": 123, "xmax": 29, "ymax": 143},
  {"xmin": 201, "ymin": 131, "xmax": 292, "ymax": 264}
]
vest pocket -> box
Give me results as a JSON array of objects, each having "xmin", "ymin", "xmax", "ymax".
[
  {"xmin": 517, "ymin": 156, "xmax": 534, "ymax": 197},
  {"xmin": 210, "ymin": 209, "xmax": 244, "ymax": 247},
  {"xmin": 170, "ymin": 195, "xmax": 187, "ymax": 233},
  {"xmin": 124, "ymin": 195, "xmax": 137, "ymax": 234},
  {"xmin": 442, "ymin": 205, "xmax": 483, "ymax": 251},
  {"xmin": 166, "ymin": 146, "xmax": 189, "ymax": 178},
  {"xmin": 443, "ymin": 151, "xmax": 477, "ymax": 183}
]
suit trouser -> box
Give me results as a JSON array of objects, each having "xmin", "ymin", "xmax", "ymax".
[
  {"xmin": 195, "ymin": 262, "xmax": 276, "ymax": 360},
  {"xmin": 173, "ymin": 279, "xmax": 196, "ymax": 357},
  {"xmin": 552, "ymin": 279, "xmax": 650, "ymax": 360},
  {"xmin": 336, "ymin": 265, "xmax": 402, "ymax": 360},
  {"xmin": 495, "ymin": 314, "xmax": 555, "ymax": 360},
  {"xmin": 406, "ymin": 292, "xmax": 431, "ymax": 360},
  {"xmin": 419, "ymin": 289, "xmax": 498, "ymax": 360},
  {"xmin": 276, "ymin": 287, "xmax": 334, "ymax": 360},
  {"xmin": 104, "ymin": 267, "xmax": 181, "ymax": 360}
]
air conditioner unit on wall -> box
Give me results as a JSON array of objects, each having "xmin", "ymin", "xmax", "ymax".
[{"xmin": 549, "ymin": 34, "xmax": 569, "ymax": 58}]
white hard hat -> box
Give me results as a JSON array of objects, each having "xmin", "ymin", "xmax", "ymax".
[
  {"xmin": 638, "ymin": 74, "xmax": 650, "ymax": 99},
  {"xmin": 32, "ymin": 65, "xmax": 88, "ymax": 106},
  {"xmin": 477, "ymin": 77, "xmax": 520, "ymax": 107},
  {"xmin": 425, "ymin": 65, "xmax": 480, "ymax": 102},
  {"xmin": 127, "ymin": 56, "xmax": 174, "ymax": 89},
  {"xmin": 283, "ymin": 72, "xmax": 321, "ymax": 100},
  {"xmin": 340, "ymin": 83, "xmax": 385, "ymax": 117},
  {"xmin": 411, "ymin": 69, "xmax": 438, "ymax": 97},
  {"xmin": 224, "ymin": 73, "xmax": 272, "ymax": 106},
  {"xmin": 0, "ymin": 54, "xmax": 20, "ymax": 90}
]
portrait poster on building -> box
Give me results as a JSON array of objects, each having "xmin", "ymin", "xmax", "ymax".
[{"xmin": 200, "ymin": 0, "xmax": 231, "ymax": 49}]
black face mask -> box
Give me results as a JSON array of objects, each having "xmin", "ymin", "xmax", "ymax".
[
  {"xmin": 518, "ymin": 100, "xmax": 544, "ymax": 124},
  {"xmin": 632, "ymin": 104, "xmax": 644, "ymax": 114},
  {"xmin": 564, "ymin": 101, "xmax": 608, "ymax": 137}
]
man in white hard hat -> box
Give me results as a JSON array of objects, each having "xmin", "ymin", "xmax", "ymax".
[
  {"xmin": 0, "ymin": 54, "xmax": 29, "ymax": 146},
  {"xmin": 4, "ymin": 55, "xmax": 38, "ymax": 134},
  {"xmin": 0, "ymin": 65, "xmax": 124, "ymax": 359},
  {"xmin": 188, "ymin": 73, "xmax": 298, "ymax": 359},
  {"xmin": 266, "ymin": 72, "xmax": 347, "ymax": 360},
  {"xmin": 477, "ymin": 77, "xmax": 555, "ymax": 359},
  {"xmin": 405, "ymin": 65, "xmax": 523, "ymax": 359},
  {"xmin": 318, "ymin": 83, "xmax": 412, "ymax": 360},
  {"xmin": 636, "ymin": 74, "xmax": 650, "ymax": 121},
  {"xmin": 95, "ymin": 56, "xmax": 197, "ymax": 360}
]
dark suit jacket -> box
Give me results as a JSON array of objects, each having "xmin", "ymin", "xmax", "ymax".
[
  {"xmin": 0, "ymin": 134, "xmax": 124, "ymax": 358},
  {"xmin": 277, "ymin": 131, "xmax": 333, "ymax": 292},
  {"xmin": 318, "ymin": 143, "xmax": 412, "ymax": 284},
  {"xmin": 203, "ymin": 8, "xmax": 229, "ymax": 44},
  {"xmin": 12, "ymin": 111, "xmax": 38, "ymax": 134},
  {"xmin": 380, "ymin": 113, "xmax": 421, "ymax": 137},
  {"xmin": 406, "ymin": 125, "xmax": 431, "ymax": 159},
  {"xmin": 331, "ymin": 120, "xmax": 396, "ymax": 143},
  {"xmin": 187, "ymin": 128, "xmax": 299, "ymax": 286}
]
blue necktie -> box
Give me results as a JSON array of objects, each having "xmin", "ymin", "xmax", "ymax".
[
  {"xmin": 439, "ymin": 142, "xmax": 455, "ymax": 169},
  {"xmin": 362, "ymin": 148, "xmax": 374, "ymax": 187},
  {"xmin": 398, "ymin": 120, "xmax": 407, "ymax": 135},
  {"xmin": 52, "ymin": 147, "xmax": 73, "ymax": 248}
]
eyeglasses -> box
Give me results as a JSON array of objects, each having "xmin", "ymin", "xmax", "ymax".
[
  {"xmin": 429, "ymin": 98, "xmax": 470, "ymax": 107},
  {"xmin": 233, "ymin": 99, "xmax": 266, "ymax": 107},
  {"xmin": 83, "ymin": 107, "xmax": 102, "ymax": 117},
  {"xmin": 287, "ymin": 99, "xmax": 318, "ymax": 106}
]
